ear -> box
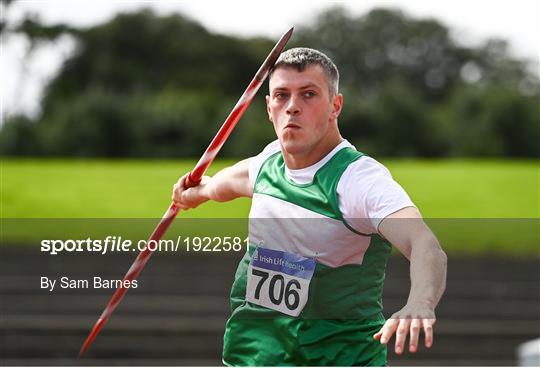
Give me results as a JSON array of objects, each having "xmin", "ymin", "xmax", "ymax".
[
  {"xmin": 266, "ymin": 95, "xmax": 273, "ymax": 122},
  {"xmin": 330, "ymin": 93, "xmax": 343, "ymax": 121}
]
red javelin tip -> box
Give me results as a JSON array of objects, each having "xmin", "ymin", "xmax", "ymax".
[{"xmin": 79, "ymin": 318, "xmax": 107, "ymax": 358}]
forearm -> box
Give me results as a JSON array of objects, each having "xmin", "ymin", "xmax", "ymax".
[
  {"xmin": 407, "ymin": 233, "xmax": 447, "ymax": 309},
  {"xmin": 183, "ymin": 158, "xmax": 252, "ymax": 206},
  {"xmin": 204, "ymin": 163, "xmax": 252, "ymax": 202},
  {"xmin": 375, "ymin": 208, "xmax": 446, "ymax": 352}
]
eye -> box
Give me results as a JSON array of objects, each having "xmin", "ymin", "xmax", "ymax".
[
  {"xmin": 303, "ymin": 91, "xmax": 316, "ymax": 98},
  {"xmin": 274, "ymin": 92, "xmax": 289, "ymax": 100}
]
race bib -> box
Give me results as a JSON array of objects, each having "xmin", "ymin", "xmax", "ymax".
[{"xmin": 246, "ymin": 247, "xmax": 316, "ymax": 317}]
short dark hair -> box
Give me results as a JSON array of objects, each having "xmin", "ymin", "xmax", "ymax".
[{"xmin": 269, "ymin": 47, "xmax": 339, "ymax": 97}]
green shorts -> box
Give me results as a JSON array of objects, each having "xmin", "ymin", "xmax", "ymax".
[{"xmin": 222, "ymin": 302, "xmax": 387, "ymax": 366}]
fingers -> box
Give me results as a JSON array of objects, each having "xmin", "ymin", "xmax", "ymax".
[
  {"xmin": 171, "ymin": 174, "xmax": 191, "ymax": 210},
  {"xmin": 423, "ymin": 318, "xmax": 436, "ymax": 348},
  {"xmin": 171, "ymin": 184, "xmax": 186, "ymax": 210},
  {"xmin": 378, "ymin": 319, "xmax": 399, "ymax": 345},
  {"xmin": 374, "ymin": 317, "xmax": 436, "ymax": 354},
  {"xmin": 394, "ymin": 319, "xmax": 411, "ymax": 354},
  {"xmin": 409, "ymin": 318, "xmax": 421, "ymax": 353}
]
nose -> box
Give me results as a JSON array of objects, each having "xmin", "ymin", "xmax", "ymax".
[{"xmin": 286, "ymin": 95, "xmax": 301, "ymax": 116}]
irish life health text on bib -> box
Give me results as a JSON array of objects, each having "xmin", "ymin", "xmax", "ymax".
[{"xmin": 246, "ymin": 247, "xmax": 316, "ymax": 317}]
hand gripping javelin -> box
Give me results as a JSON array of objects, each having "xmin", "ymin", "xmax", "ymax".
[{"xmin": 78, "ymin": 27, "xmax": 294, "ymax": 357}]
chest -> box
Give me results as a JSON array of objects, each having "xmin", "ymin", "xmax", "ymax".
[{"xmin": 249, "ymin": 193, "xmax": 372, "ymax": 267}]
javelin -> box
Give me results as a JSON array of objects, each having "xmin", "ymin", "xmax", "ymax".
[{"xmin": 78, "ymin": 27, "xmax": 294, "ymax": 357}]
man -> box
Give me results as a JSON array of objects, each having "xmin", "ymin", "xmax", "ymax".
[{"xmin": 172, "ymin": 48, "xmax": 447, "ymax": 366}]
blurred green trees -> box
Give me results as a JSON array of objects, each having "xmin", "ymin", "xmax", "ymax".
[{"xmin": 1, "ymin": 7, "xmax": 538, "ymax": 157}]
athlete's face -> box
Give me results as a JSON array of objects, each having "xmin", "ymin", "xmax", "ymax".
[{"xmin": 266, "ymin": 65, "xmax": 343, "ymax": 157}]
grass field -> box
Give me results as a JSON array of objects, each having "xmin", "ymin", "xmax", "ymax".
[{"xmin": 1, "ymin": 158, "xmax": 539, "ymax": 255}]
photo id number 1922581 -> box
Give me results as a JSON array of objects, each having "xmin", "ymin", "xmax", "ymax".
[{"xmin": 183, "ymin": 236, "xmax": 249, "ymax": 252}]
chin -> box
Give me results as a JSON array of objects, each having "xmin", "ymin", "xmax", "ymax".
[{"xmin": 279, "ymin": 137, "xmax": 305, "ymax": 155}]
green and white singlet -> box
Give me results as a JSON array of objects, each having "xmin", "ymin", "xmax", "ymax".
[{"xmin": 222, "ymin": 140, "xmax": 414, "ymax": 366}]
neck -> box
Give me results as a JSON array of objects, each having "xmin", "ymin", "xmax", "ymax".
[{"xmin": 282, "ymin": 133, "xmax": 343, "ymax": 170}]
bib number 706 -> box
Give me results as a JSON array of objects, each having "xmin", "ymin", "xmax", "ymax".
[
  {"xmin": 246, "ymin": 265, "xmax": 312, "ymax": 317},
  {"xmin": 251, "ymin": 269, "xmax": 300, "ymax": 310},
  {"xmin": 246, "ymin": 247, "xmax": 315, "ymax": 317}
]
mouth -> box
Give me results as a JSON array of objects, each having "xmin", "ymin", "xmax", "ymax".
[{"xmin": 284, "ymin": 123, "xmax": 301, "ymax": 130}]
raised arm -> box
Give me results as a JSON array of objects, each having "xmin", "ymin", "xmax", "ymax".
[{"xmin": 172, "ymin": 158, "xmax": 252, "ymax": 210}]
